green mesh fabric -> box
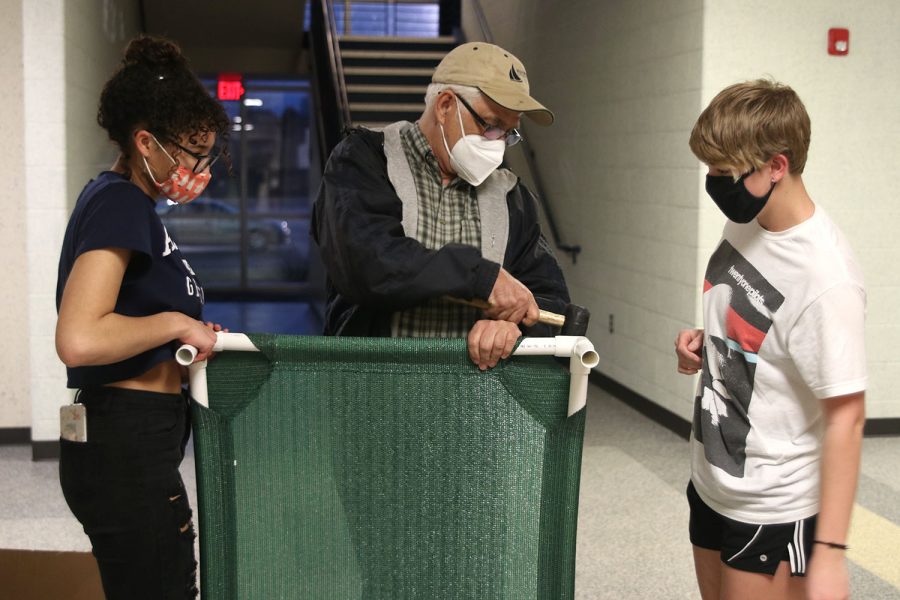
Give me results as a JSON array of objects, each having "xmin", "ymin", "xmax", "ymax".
[{"xmin": 191, "ymin": 335, "xmax": 585, "ymax": 600}]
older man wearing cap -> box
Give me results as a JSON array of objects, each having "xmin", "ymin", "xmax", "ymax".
[{"xmin": 312, "ymin": 42, "xmax": 569, "ymax": 370}]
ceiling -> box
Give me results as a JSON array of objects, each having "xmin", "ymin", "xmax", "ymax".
[{"xmin": 141, "ymin": 0, "xmax": 308, "ymax": 74}]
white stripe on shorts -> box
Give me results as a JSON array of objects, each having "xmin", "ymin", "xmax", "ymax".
[
  {"xmin": 788, "ymin": 520, "xmax": 806, "ymax": 574},
  {"xmin": 727, "ymin": 525, "xmax": 763, "ymax": 563}
]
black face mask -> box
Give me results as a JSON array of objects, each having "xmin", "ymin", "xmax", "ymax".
[{"xmin": 705, "ymin": 171, "xmax": 776, "ymax": 223}]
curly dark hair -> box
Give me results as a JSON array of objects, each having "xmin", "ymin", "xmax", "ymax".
[{"xmin": 98, "ymin": 35, "xmax": 230, "ymax": 170}]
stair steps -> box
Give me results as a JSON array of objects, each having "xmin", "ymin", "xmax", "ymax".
[{"xmin": 338, "ymin": 36, "xmax": 455, "ymax": 128}]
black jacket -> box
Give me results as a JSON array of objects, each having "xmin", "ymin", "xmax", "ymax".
[{"xmin": 311, "ymin": 127, "xmax": 570, "ymax": 336}]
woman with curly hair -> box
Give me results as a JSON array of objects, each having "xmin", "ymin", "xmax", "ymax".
[{"xmin": 55, "ymin": 35, "xmax": 229, "ymax": 599}]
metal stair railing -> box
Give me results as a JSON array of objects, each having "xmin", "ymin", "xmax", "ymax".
[
  {"xmin": 326, "ymin": 0, "xmax": 352, "ymax": 129},
  {"xmin": 310, "ymin": 0, "xmax": 352, "ymax": 162},
  {"xmin": 469, "ymin": 0, "xmax": 581, "ymax": 264}
]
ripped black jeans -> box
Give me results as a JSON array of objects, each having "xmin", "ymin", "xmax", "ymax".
[{"xmin": 59, "ymin": 387, "xmax": 198, "ymax": 599}]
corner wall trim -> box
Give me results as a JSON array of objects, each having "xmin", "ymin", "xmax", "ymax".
[
  {"xmin": 32, "ymin": 441, "xmax": 60, "ymax": 461},
  {"xmin": 15, "ymin": 388, "xmax": 900, "ymax": 463},
  {"xmin": 0, "ymin": 428, "xmax": 30, "ymax": 445},
  {"xmin": 864, "ymin": 418, "xmax": 900, "ymax": 436},
  {"xmin": 589, "ymin": 372, "xmax": 900, "ymax": 440},
  {"xmin": 589, "ymin": 372, "xmax": 691, "ymax": 440}
]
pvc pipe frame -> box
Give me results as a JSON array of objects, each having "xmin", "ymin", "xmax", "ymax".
[{"xmin": 181, "ymin": 332, "xmax": 599, "ymax": 416}]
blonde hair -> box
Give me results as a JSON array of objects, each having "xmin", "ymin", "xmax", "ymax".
[{"xmin": 689, "ymin": 79, "xmax": 811, "ymax": 175}]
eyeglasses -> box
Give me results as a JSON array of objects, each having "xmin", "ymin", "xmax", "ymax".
[
  {"xmin": 455, "ymin": 94, "xmax": 523, "ymax": 147},
  {"xmin": 172, "ymin": 140, "xmax": 224, "ymax": 173}
]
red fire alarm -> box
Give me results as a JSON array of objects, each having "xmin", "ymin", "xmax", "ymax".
[
  {"xmin": 828, "ymin": 28, "xmax": 849, "ymax": 56},
  {"xmin": 217, "ymin": 73, "xmax": 245, "ymax": 101}
]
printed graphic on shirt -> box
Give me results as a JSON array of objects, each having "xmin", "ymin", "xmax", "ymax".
[
  {"xmin": 162, "ymin": 226, "xmax": 204, "ymax": 305},
  {"xmin": 694, "ymin": 241, "xmax": 785, "ymax": 477},
  {"xmin": 162, "ymin": 227, "xmax": 178, "ymax": 258}
]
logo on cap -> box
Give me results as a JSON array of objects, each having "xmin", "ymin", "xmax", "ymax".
[{"xmin": 509, "ymin": 65, "xmax": 523, "ymax": 82}]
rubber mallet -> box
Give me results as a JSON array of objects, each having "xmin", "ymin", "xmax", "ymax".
[{"xmin": 448, "ymin": 297, "xmax": 590, "ymax": 336}]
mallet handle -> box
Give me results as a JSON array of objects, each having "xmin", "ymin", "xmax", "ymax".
[
  {"xmin": 447, "ymin": 297, "xmax": 565, "ymax": 327},
  {"xmin": 538, "ymin": 309, "xmax": 565, "ymax": 327}
]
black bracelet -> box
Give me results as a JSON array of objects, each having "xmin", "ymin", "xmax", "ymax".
[{"xmin": 813, "ymin": 540, "xmax": 849, "ymax": 550}]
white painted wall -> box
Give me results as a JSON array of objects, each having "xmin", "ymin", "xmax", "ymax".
[
  {"xmin": 463, "ymin": 0, "xmax": 705, "ymax": 421},
  {"xmin": 466, "ymin": 0, "xmax": 900, "ymax": 421},
  {"xmin": 23, "ymin": 0, "xmax": 68, "ymax": 443},
  {"xmin": 0, "ymin": 0, "xmax": 31, "ymax": 429},
  {"xmin": 65, "ymin": 0, "xmax": 139, "ymax": 202},
  {"xmin": 699, "ymin": 1, "xmax": 900, "ymax": 419},
  {"xmin": 24, "ymin": 0, "xmax": 141, "ymax": 444}
]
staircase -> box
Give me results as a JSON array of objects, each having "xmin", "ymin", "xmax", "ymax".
[{"xmin": 339, "ymin": 35, "xmax": 457, "ymax": 128}]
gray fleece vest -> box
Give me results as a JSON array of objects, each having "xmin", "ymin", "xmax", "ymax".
[{"xmin": 381, "ymin": 121, "xmax": 516, "ymax": 266}]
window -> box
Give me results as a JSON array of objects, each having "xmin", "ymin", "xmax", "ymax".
[
  {"xmin": 154, "ymin": 77, "xmax": 324, "ymax": 334},
  {"xmin": 157, "ymin": 78, "xmax": 315, "ymax": 297},
  {"xmin": 304, "ymin": 0, "xmax": 440, "ymax": 37}
]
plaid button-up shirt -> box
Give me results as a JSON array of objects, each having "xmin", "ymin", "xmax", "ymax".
[{"xmin": 392, "ymin": 123, "xmax": 484, "ymax": 337}]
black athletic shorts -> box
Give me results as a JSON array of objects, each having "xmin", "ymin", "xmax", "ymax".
[{"xmin": 687, "ymin": 480, "xmax": 817, "ymax": 576}]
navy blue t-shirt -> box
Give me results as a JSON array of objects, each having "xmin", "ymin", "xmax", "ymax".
[{"xmin": 56, "ymin": 171, "xmax": 205, "ymax": 388}]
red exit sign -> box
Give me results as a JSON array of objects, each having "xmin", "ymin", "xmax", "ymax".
[{"xmin": 217, "ymin": 73, "xmax": 244, "ymax": 101}]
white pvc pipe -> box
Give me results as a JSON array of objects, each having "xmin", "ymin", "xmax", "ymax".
[
  {"xmin": 183, "ymin": 333, "xmax": 597, "ymax": 416},
  {"xmin": 182, "ymin": 333, "xmax": 258, "ymax": 408},
  {"xmin": 513, "ymin": 336, "xmax": 600, "ymax": 369},
  {"xmin": 176, "ymin": 332, "xmax": 259, "ymax": 366},
  {"xmin": 175, "ymin": 344, "xmax": 198, "ymax": 366},
  {"xmin": 189, "ymin": 360, "xmax": 209, "ymax": 408},
  {"xmin": 512, "ymin": 336, "xmax": 598, "ymax": 416}
]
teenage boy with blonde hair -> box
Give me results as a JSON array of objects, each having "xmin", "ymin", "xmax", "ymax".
[{"xmin": 675, "ymin": 79, "xmax": 866, "ymax": 600}]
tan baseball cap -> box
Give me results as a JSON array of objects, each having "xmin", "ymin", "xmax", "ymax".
[{"xmin": 432, "ymin": 42, "xmax": 554, "ymax": 126}]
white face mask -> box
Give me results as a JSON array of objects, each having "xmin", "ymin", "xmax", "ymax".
[{"xmin": 439, "ymin": 96, "xmax": 506, "ymax": 186}]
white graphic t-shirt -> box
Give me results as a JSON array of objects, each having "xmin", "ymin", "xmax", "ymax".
[{"xmin": 690, "ymin": 207, "xmax": 866, "ymax": 524}]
